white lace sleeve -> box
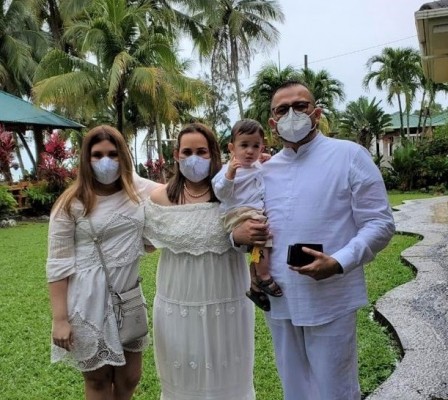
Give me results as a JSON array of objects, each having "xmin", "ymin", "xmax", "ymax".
[{"xmin": 46, "ymin": 208, "xmax": 77, "ymax": 282}]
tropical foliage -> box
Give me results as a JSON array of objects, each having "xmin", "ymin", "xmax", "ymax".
[
  {"xmin": 245, "ymin": 62, "xmax": 301, "ymax": 147},
  {"xmin": 298, "ymin": 68, "xmax": 345, "ymax": 118},
  {"xmin": 0, "ymin": 186, "xmax": 17, "ymax": 218},
  {"xmin": 183, "ymin": 0, "xmax": 284, "ymax": 118},
  {"xmin": 364, "ymin": 47, "xmax": 421, "ymax": 138},
  {"xmin": 382, "ymin": 126, "xmax": 448, "ymax": 192},
  {"xmin": 32, "ymin": 0, "xmax": 209, "ymax": 161},
  {"xmin": 245, "ymin": 63, "xmax": 345, "ymax": 146},
  {"xmin": 0, "ymin": 126, "xmax": 16, "ymax": 182},
  {"xmin": 339, "ymin": 97, "xmax": 392, "ymax": 156},
  {"xmin": 2, "ymin": 0, "xmax": 448, "ymax": 203},
  {"xmin": 0, "ymin": 0, "xmax": 47, "ymax": 96}
]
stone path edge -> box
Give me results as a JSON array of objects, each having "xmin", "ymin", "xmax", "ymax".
[{"xmin": 366, "ymin": 196, "xmax": 448, "ymax": 400}]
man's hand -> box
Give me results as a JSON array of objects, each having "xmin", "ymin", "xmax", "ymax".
[
  {"xmin": 233, "ymin": 219, "xmax": 270, "ymax": 247},
  {"xmin": 289, "ymin": 247, "xmax": 342, "ymax": 280},
  {"xmin": 259, "ymin": 152, "xmax": 271, "ymax": 163},
  {"xmin": 225, "ymin": 155, "xmax": 242, "ymax": 180}
]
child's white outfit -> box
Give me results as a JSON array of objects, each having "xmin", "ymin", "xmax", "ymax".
[{"xmin": 212, "ymin": 161, "xmax": 272, "ymax": 247}]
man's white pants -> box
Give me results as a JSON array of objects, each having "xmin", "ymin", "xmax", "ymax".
[{"xmin": 266, "ymin": 311, "xmax": 361, "ymax": 400}]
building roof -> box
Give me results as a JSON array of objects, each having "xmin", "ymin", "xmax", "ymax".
[
  {"xmin": 386, "ymin": 111, "xmax": 448, "ymax": 130},
  {"xmin": 0, "ymin": 90, "xmax": 84, "ymax": 130}
]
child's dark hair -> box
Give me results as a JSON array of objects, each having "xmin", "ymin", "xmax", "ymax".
[{"xmin": 230, "ymin": 119, "xmax": 264, "ymax": 143}]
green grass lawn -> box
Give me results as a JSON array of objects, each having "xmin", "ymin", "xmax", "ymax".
[
  {"xmin": 388, "ymin": 190, "xmax": 436, "ymax": 207},
  {"xmin": 0, "ymin": 192, "xmax": 435, "ymax": 399}
]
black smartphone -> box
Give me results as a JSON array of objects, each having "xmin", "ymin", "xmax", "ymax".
[{"xmin": 287, "ymin": 243, "xmax": 323, "ymax": 267}]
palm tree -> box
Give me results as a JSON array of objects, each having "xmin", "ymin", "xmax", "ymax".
[
  {"xmin": 0, "ymin": 0, "xmax": 48, "ymax": 177},
  {"xmin": 416, "ymin": 73, "xmax": 448, "ymax": 136},
  {"xmin": 245, "ymin": 62, "xmax": 301, "ymax": 146},
  {"xmin": 298, "ymin": 68, "xmax": 345, "ymax": 119},
  {"xmin": 184, "ymin": 0, "xmax": 284, "ymax": 118},
  {"xmin": 364, "ymin": 47, "xmax": 421, "ymax": 138},
  {"xmin": 0, "ymin": 0, "xmax": 47, "ymax": 96},
  {"xmin": 33, "ymin": 0, "xmax": 208, "ymax": 158},
  {"xmin": 339, "ymin": 96, "xmax": 392, "ymax": 158}
]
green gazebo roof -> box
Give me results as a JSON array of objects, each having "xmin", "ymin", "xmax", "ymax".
[{"xmin": 0, "ymin": 90, "xmax": 84, "ymax": 130}]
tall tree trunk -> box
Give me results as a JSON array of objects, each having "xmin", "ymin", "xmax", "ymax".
[
  {"xmin": 424, "ymin": 92, "xmax": 436, "ymax": 137},
  {"xmin": 13, "ymin": 132, "xmax": 25, "ymax": 178},
  {"xmin": 47, "ymin": 0, "xmax": 64, "ymax": 51},
  {"xmin": 134, "ymin": 131, "xmax": 138, "ymax": 172},
  {"xmin": 406, "ymin": 109, "xmax": 410, "ymax": 138},
  {"xmin": 155, "ymin": 115, "xmax": 166, "ymax": 183},
  {"xmin": 34, "ymin": 128, "xmax": 45, "ymax": 179},
  {"xmin": 397, "ymin": 94, "xmax": 405, "ymax": 138},
  {"xmin": 417, "ymin": 89, "xmax": 426, "ymax": 136},
  {"xmin": 116, "ymin": 93, "xmax": 124, "ymax": 134},
  {"xmin": 16, "ymin": 129, "xmax": 36, "ymax": 172},
  {"xmin": 230, "ymin": 39, "xmax": 244, "ymax": 119},
  {"xmin": 375, "ymin": 133, "xmax": 380, "ymax": 159}
]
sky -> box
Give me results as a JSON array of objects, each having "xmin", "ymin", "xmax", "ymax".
[{"xmin": 180, "ymin": 0, "xmax": 448, "ymax": 121}]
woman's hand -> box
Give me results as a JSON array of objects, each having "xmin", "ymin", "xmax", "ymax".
[
  {"xmin": 52, "ymin": 319, "xmax": 73, "ymax": 351},
  {"xmin": 233, "ymin": 219, "xmax": 270, "ymax": 247}
]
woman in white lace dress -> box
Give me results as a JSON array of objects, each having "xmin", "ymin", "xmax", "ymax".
[
  {"xmin": 144, "ymin": 123, "xmax": 255, "ymax": 400},
  {"xmin": 46, "ymin": 125, "xmax": 159, "ymax": 399}
]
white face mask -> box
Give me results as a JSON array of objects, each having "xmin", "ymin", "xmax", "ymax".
[
  {"xmin": 179, "ymin": 155, "xmax": 211, "ymax": 183},
  {"xmin": 91, "ymin": 157, "xmax": 120, "ymax": 185},
  {"xmin": 276, "ymin": 108, "xmax": 316, "ymax": 143}
]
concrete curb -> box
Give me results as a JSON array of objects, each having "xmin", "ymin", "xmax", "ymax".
[{"xmin": 366, "ymin": 196, "xmax": 448, "ymax": 400}]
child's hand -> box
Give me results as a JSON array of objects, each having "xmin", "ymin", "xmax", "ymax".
[{"xmin": 225, "ymin": 155, "xmax": 242, "ymax": 180}]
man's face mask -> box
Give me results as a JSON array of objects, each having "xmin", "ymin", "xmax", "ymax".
[{"xmin": 275, "ymin": 107, "xmax": 316, "ymax": 143}]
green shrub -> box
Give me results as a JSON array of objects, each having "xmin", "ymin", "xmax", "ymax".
[
  {"xmin": 25, "ymin": 182, "xmax": 58, "ymax": 215},
  {"xmin": 380, "ymin": 167, "xmax": 398, "ymax": 190},
  {"xmin": 390, "ymin": 141, "xmax": 421, "ymax": 191},
  {"xmin": 0, "ymin": 186, "xmax": 17, "ymax": 218}
]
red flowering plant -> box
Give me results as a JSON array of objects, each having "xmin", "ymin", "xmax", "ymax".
[
  {"xmin": 27, "ymin": 131, "xmax": 77, "ymax": 214},
  {"xmin": 0, "ymin": 126, "xmax": 16, "ymax": 182},
  {"xmin": 44, "ymin": 132, "xmax": 73, "ymax": 162},
  {"xmin": 145, "ymin": 157, "xmax": 165, "ymax": 181},
  {"xmin": 39, "ymin": 131, "xmax": 76, "ymax": 192}
]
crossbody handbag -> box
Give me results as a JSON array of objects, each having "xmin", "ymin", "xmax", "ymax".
[{"xmin": 88, "ymin": 219, "xmax": 148, "ymax": 345}]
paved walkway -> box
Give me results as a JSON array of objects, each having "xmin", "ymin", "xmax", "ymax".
[{"xmin": 367, "ymin": 196, "xmax": 448, "ymax": 400}]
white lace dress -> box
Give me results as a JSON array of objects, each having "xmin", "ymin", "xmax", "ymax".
[
  {"xmin": 46, "ymin": 178, "xmax": 158, "ymax": 371},
  {"xmin": 144, "ymin": 199, "xmax": 255, "ymax": 400}
]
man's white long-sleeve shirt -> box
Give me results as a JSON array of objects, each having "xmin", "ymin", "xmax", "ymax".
[{"xmin": 263, "ymin": 132, "xmax": 395, "ymax": 326}]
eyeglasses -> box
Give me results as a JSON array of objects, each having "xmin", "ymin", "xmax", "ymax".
[{"xmin": 271, "ymin": 101, "xmax": 312, "ymax": 119}]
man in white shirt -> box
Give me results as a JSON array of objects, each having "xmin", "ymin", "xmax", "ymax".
[{"xmin": 232, "ymin": 81, "xmax": 395, "ymax": 400}]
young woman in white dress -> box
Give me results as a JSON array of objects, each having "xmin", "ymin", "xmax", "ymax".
[
  {"xmin": 145, "ymin": 123, "xmax": 255, "ymax": 400},
  {"xmin": 47, "ymin": 125, "xmax": 159, "ymax": 400}
]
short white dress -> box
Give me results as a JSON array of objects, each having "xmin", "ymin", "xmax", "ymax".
[
  {"xmin": 144, "ymin": 199, "xmax": 255, "ymax": 400},
  {"xmin": 46, "ymin": 177, "xmax": 157, "ymax": 371}
]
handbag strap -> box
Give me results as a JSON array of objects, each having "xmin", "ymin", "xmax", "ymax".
[{"xmin": 88, "ymin": 218, "xmax": 115, "ymax": 295}]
